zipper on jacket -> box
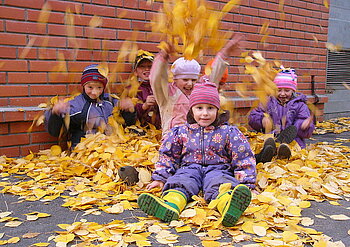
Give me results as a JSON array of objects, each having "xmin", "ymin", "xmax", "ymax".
[{"xmin": 200, "ymin": 127, "xmax": 206, "ymax": 166}]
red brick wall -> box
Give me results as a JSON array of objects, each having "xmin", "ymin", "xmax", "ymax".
[{"xmin": 0, "ymin": 0, "xmax": 329, "ymax": 157}]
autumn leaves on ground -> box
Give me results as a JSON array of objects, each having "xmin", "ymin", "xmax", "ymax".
[{"xmin": 0, "ymin": 117, "xmax": 349, "ymax": 246}]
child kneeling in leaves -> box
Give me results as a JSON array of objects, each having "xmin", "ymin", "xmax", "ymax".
[{"xmin": 137, "ymin": 82, "xmax": 256, "ymax": 227}]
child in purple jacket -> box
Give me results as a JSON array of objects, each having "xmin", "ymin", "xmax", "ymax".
[
  {"xmin": 249, "ymin": 67, "xmax": 315, "ymax": 162},
  {"xmin": 138, "ymin": 82, "xmax": 256, "ymax": 227}
]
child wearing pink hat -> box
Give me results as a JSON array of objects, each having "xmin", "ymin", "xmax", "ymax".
[
  {"xmin": 138, "ymin": 81, "xmax": 256, "ymax": 227},
  {"xmin": 150, "ymin": 34, "xmax": 244, "ymax": 134},
  {"xmin": 249, "ymin": 67, "xmax": 315, "ymax": 162}
]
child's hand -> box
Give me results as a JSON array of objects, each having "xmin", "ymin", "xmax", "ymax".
[
  {"xmin": 119, "ymin": 97, "xmax": 135, "ymax": 112},
  {"xmin": 301, "ymin": 116, "xmax": 313, "ymax": 130},
  {"xmin": 220, "ymin": 33, "xmax": 245, "ymax": 59},
  {"xmin": 262, "ymin": 115, "xmax": 273, "ymax": 133},
  {"xmin": 146, "ymin": 180, "xmax": 164, "ymax": 190},
  {"xmin": 142, "ymin": 95, "xmax": 157, "ymax": 110},
  {"xmin": 52, "ymin": 100, "xmax": 69, "ymax": 115},
  {"xmin": 159, "ymin": 41, "xmax": 175, "ymax": 59}
]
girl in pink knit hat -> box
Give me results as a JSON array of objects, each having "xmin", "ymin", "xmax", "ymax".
[
  {"xmin": 138, "ymin": 81, "xmax": 256, "ymax": 227},
  {"xmin": 249, "ymin": 66, "xmax": 315, "ymax": 163},
  {"xmin": 150, "ymin": 34, "xmax": 244, "ymax": 134}
]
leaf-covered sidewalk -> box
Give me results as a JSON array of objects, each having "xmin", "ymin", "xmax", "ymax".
[{"xmin": 0, "ymin": 118, "xmax": 350, "ymax": 247}]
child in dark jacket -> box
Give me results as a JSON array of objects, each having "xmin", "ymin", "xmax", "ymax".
[
  {"xmin": 45, "ymin": 64, "xmax": 135, "ymax": 148},
  {"xmin": 249, "ymin": 67, "xmax": 315, "ymax": 162},
  {"xmin": 138, "ymin": 82, "xmax": 256, "ymax": 227}
]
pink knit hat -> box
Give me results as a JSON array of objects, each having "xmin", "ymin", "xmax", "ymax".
[
  {"xmin": 273, "ymin": 67, "xmax": 297, "ymax": 91},
  {"xmin": 189, "ymin": 82, "xmax": 220, "ymax": 109},
  {"xmin": 171, "ymin": 57, "xmax": 201, "ymax": 80}
]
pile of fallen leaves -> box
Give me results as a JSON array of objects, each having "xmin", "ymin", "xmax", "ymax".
[
  {"xmin": 1, "ymin": 121, "xmax": 350, "ymax": 246},
  {"xmin": 314, "ymin": 117, "xmax": 350, "ymax": 134}
]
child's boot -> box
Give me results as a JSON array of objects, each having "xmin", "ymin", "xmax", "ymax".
[
  {"xmin": 255, "ymin": 137, "xmax": 276, "ymax": 163},
  {"xmin": 137, "ymin": 189, "xmax": 187, "ymax": 222},
  {"xmin": 216, "ymin": 184, "xmax": 252, "ymax": 227},
  {"xmin": 277, "ymin": 143, "xmax": 291, "ymax": 159},
  {"xmin": 275, "ymin": 125, "xmax": 297, "ymax": 144}
]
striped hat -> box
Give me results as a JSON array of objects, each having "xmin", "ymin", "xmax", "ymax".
[
  {"xmin": 274, "ymin": 67, "xmax": 297, "ymax": 91},
  {"xmin": 81, "ymin": 64, "xmax": 108, "ymax": 88},
  {"xmin": 189, "ymin": 82, "xmax": 220, "ymax": 109}
]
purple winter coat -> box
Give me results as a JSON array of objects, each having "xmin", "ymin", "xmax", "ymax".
[
  {"xmin": 248, "ymin": 92, "xmax": 315, "ymax": 148},
  {"xmin": 152, "ymin": 122, "xmax": 256, "ymax": 201},
  {"xmin": 135, "ymin": 80, "xmax": 161, "ymax": 129}
]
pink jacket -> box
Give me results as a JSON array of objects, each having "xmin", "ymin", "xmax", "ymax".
[{"xmin": 150, "ymin": 52, "xmax": 228, "ymax": 133}]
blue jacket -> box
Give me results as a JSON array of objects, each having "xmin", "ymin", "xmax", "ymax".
[
  {"xmin": 45, "ymin": 92, "xmax": 134, "ymax": 147},
  {"xmin": 152, "ymin": 122, "xmax": 257, "ymax": 189}
]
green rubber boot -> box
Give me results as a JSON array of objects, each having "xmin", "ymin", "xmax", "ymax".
[
  {"xmin": 216, "ymin": 184, "xmax": 252, "ymax": 227},
  {"xmin": 137, "ymin": 189, "xmax": 187, "ymax": 222}
]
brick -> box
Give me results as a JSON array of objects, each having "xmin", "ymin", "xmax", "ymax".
[
  {"xmin": 6, "ymin": 20, "xmax": 45, "ymax": 35},
  {"xmin": 48, "ymin": 72, "xmax": 80, "ymax": 83},
  {"xmin": 0, "ymin": 6, "xmax": 25, "ymax": 20},
  {"xmin": 8, "ymin": 72, "xmax": 47, "ymax": 84},
  {"xmin": 9, "ymin": 121, "xmax": 43, "ymax": 134},
  {"xmin": 0, "ymin": 60, "xmax": 28, "ymax": 72},
  {"xmin": 27, "ymin": 9, "xmax": 65, "ymax": 24},
  {"xmin": 30, "ymin": 85, "xmax": 67, "ymax": 96},
  {"xmin": 116, "ymin": 8, "xmax": 145, "ymax": 20},
  {"xmin": 0, "ymin": 146, "xmax": 20, "ymax": 157},
  {"xmin": 0, "ymin": 33, "xmax": 27, "ymax": 46},
  {"xmin": 48, "ymin": 24, "xmax": 84, "ymax": 37},
  {"xmin": 18, "ymin": 47, "xmax": 38, "ymax": 59},
  {"xmin": 31, "ymin": 132, "xmax": 56, "ymax": 144},
  {"xmin": 29, "ymin": 60, "xmax": 66, "ymax": 72},
  {"xmin": 0, "ymin": 85, "xmax": 29, "ymax": 97},
  {"xmin": 4, "ymin": 0, "xmax": 45, "ymax": 9},
  {"xmin": 31, "ymin": 35, "xmax": 67, "ymax": 48},
  {"xmin": 26, "ymin": 110, "xmax": 46, "ymax": 122},
  {"xmin": 67, "ymin": 37, "xmax": 101, "ymax": 50},
  {"xmin": 93, "ymin": 0, "xmax": 108, "ymax": 4},
  {"xmin": 9, "ymin": 97, "xmax": 48, "ymax": 107},
  {"xmin": 38, "ymin": 48, "xmax": 57, "ymax": 60},
  {"xmin": 0, "ymin": 133, "xmax": 29, "ymax": 147},
  {"xmin": 85, "ymin": 28, "xmax": 117, "ymax": 40},
  {"xmin": 0, "ymin": 47, "xmax": 17, "ymax": 59},
  {"xmin": 103, "ymin": 17, "xmax": 130, "ymax": 29},
  {"xmin": 20, "ymin": 144, "xmax": 42, "ymax": 157},
  {"xmin": 83, "ymin": 4, "xmax": 116, "ymax": 17},
  {"xmin": 0, "ymin": 123, "xmax": 9, "ymax": 135},
  {"xmin": 109, "ymin": 0, "xmax": 123, "ymax": 7},
  {"xmin": 48, "ymin": 1, "xmax": 83, "ymax": 13}
]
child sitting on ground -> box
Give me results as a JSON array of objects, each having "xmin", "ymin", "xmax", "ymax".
[
  {"xmin": 248, "ymin": 67, "xmax": 315, "ymax": 163},
  {"xmin": 150, "ymin": 34, "xmax": 244, "ymax": 134},
  {"xmin": 138, "ymin": 82, "xmax": 256, "ymax": 227},
  {"xmin": 45, "ymin": 64, "xmax": 135, "ymax": 148},
  {"xmin": 133, "ymin": 50, "xmax": 161, "ymax": 129}
]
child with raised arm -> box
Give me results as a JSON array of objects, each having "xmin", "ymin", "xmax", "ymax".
[
  {"xmin": 249, "ymin": 67, "xmax": 315, "ymax": 162},
  {"xmin": 45, "ymin": 64, "xmax": 135, "ymax": 148},
  {"xmin": 150, "ymin": 34, "xmax": 244, "ymax": 134},
  {"xmin": 138, "ymin": 82, "xmax": 256, "ymax": 227}
]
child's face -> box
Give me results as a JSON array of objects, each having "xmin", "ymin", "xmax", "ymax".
[
  {"xmin": 277, "ymin": 88, "xmax": 294, "ymax": 104},
  {"xmin": 84, "ymin": 81, "xmax": 104, "ymax": 100},
  {"xmin": 192, "ymin": 103, "xmax": 218, "ymax": 127},
  {"xmin": 134, "ymin": 60, "xmax": 153, "ymax": 81},
  {"xmin": 174, "ymin": 78, "xmax": 197, "ymax": 96}
]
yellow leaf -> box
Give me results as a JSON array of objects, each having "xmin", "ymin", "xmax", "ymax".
[
  {"xmin": 32, "ymin": 243, "xmax": 50, "ymax": 247},
  {"xmin": 175, "ymin": 225, "xmax": 191, "ymax": 233},
  {"xmin": 299, "ymin": 201, "xmax": 311, "ymax": 208},
  {"xmin": 207, "ymin": 229, "xmax": 222, "ymax": 238},
  {"xmin": 5, "ymin": 221, "xmax": 22, "ymax": 227},
  {"xmin": 54, "ymin": 233, "xmax": 75, "ymax": 243},
  {"xmin": 329, "ymin": 214, "xmax": 350, "ymax": 220},
  {"xmin": 202, "ymin": 240, "xmax": 221, "ymax": 247},
  {"xmin": 282, "ymin": 231, "xmax": 298, "ymax": 242},
  {"xmin": 37, "ymin": 213, "xmax": 51, "ymax": 218},
  {"xmin": 286, "ymin": 206, "xmax": 301, "ymax": 216},
  {"xmin": 180, "ymin": 208, "xmax": 196, "ymax": 218},
  {"xmin": 253, "ymin": 225, "xmax": 266, "ymax": 237},
  {"xmin": 7, "ymin": 237, "xmax": 20, "ymax": 244}
]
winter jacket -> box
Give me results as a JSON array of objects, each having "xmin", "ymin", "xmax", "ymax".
[
  {"xmin": 45, "ymin": 92, "xmax": 135, "ymax": 147},
  {"xmin": 248, "ymin": 92, "xmax": 315, "ymax": 148},
  {"xmin": 150, "ymin": 54, "xmax": 229, "ymax": 134},
  {"xmin": 135, "ymin": 80, "xmax": 161, "ymax": 129},
  {"xmin": 151, "ymin": 122, "xmax": 257, "ymax": 189}
]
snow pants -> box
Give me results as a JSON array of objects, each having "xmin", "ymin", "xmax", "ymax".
[{"xmin": 163, "ymin": 163, "xmax": 241, "ymax": 202}]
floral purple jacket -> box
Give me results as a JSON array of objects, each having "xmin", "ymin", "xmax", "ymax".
[
  {"xmin": 152, "ymin": 122, "xmax": 257, "ymax": 189},
  {"xmin": 248, "ymin": 92, "xmax": 315, "ymax": 148}
]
